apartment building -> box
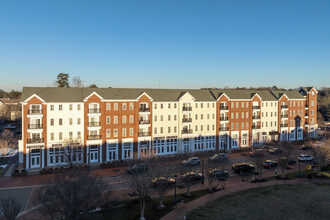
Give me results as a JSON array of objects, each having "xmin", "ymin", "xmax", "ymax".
[{"xmin": 19, "ymin": 87, "xmax": 318, "ymax": 169}]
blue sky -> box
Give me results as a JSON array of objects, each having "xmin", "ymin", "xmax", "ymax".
[{"xmin": 0, "ymin": 0, "xmax": 329, "ymax": 91}]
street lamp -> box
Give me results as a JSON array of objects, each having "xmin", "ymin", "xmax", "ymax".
[{"xmin": 173, "ymin": 174, "xmax": 177, "ymax": 206}]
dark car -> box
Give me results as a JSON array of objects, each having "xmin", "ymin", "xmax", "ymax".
[
  {"xmin": 210, "ymin": 169, "xmax": 229, "ymax": 179},
  {"xmin": 232, "ymin": 163, "xmax": 255, "ymax": 174},
  {"xmin": 263, "ymin": 160, "xmax": 278, "ymax": 169},
  {"xmin": 300, "ymin": 145, "xmax": 312, "ymax": 150},
  {"xmin": 151, "ymin": 177, "xmax": 175, "ymax": 188},
  {"xmin": 287, "ymin": 158, "xmax": 296, "ymax": 165},
  {"xmin": 181, "ymin": 172, "xmax": 204, "ymax": 183},
  {"xmin": 126, "ymin": 164, "xmax": 148, "ymax": 174},
  {"xmin": 209, "ymin": 153, "xmax": 227, "ymax": 163},
  {"xmin": 182, "ymin": 157, "xmax": 201, "ymax": 166}
]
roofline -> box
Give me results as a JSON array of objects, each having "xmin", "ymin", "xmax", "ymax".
[{"xmin": 22, "ymin": 94, "xmax": 46, "ymax": 104}]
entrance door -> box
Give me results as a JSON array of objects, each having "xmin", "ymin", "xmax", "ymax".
[
  {"xmin": 90, "ymin": 145, "xmax": 99, "ymax": 163},
  {"xmin": 183, "ymin": 139, "xmax": 190, "ymax": 153},
  {"xmin": 31, "ymin": 149, "xmax": 41, "ymax": 168}
]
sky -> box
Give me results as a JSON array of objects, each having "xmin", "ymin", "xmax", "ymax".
[{"xmin": 0, "ymin": 0, "xmax": 329, "ymax": 91}]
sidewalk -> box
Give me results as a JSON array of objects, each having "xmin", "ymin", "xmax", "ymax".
[{"xmin": 160, "ymin": 178, "xmax": 330, "ymax": 220}]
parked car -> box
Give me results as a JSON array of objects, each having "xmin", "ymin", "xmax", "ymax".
[
  {"xmin": 232, "ymin": 163, "xmax": 255, "ymax": 174},
  {"xmin": 182, "ymin": 157, "xmax": 201, "ymax": 166},
  {"xmin": 126, "ymin": 164, "xmax": 148, "ymax": 174},
  {"xmin": 268, "ymin": 147, "xmax": 283, "ymax": 154},
  {"xmin": 209, "ymin": 153, "xmax": 227, "ymax": 163},
  {"xmin": 298, "ymin": 154, "xmax": 314, "ymax": 162},
  {"xmin": 263, "ymin": 160, "xmax": 278, "ymax": 169},
  {"xmin": 181, "ymin": 172, "xmax": 204, "ymax": 183},
  {"xmin": 151, "ymin": 177, "xmax": 175, "ymax": 188},
  {"xmin": 300, "ymin": 145, "xmax": 312, "ymax": 150},
  {"xmin": 210, "ymin": 169, "xmax": 229, "ymax": 179},
  {"xmin": 249, "ymin": 149, "xmax": 266, "ymax": 157}
]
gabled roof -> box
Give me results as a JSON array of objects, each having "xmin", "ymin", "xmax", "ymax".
[
  {"xmin": 298, "ymin": 87, "xmax": 318, "ymax": 94},
  {"xmin": 210, "ymin": 89, "xmax": 277, "ymax": 101},
  {"xmin": 271, "ymin": 90, "xmax": 305, "ymax": 100}
]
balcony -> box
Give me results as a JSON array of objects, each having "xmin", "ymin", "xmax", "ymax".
[
  {"xmin": 138, "ymin": 132, "xmax": 151, "ymax": 137},
  {"xmin": 87, "ymin": 135, "xmax": 102, "ymax": 140},
  {"xmin": 281, "ymin": 114, "xmax": 288, "ymax": 118},
  {"xmin": 305, "ymin": 105, "xmax": 309, "ymax": 109},
  {"xmin": 182, "ymin": 106, "xmax": 192, "ymax": 111},
  {"xmin": 182, "ymin": 118, "xmax": 192, "ymax": 123},
  {"xmin": 28, "ymin": 109, "xmax": 42, "ymax": 115},
  {"xmin": 252, "ymin": 116, "xmax": 260, "ymax": 120},
  {"xmin": 182, "ymin": 129, "xmax": 193, "ymax": 134},
  {"xmin": 88, "ymin": 108, "xmax": 100, "ymax": 113},
  {"xmin": 219, "ymin": 127, "xmax": 229, "ymax": 132},
  {"xmin": 28, "ymin": 124, "xmax": 43, "ymax": 129},
  {"xmin": 88, "ymin": 122, "xmax": 101, "ymax": 127},
  {"xmin": 252, "ymin": 106, "xmax": 260, "ymax": 110},
  {"xmin": 27, "ymin": 138, "xmax": 44, "ymax": 144},
  {"xmin": 139, "ymin": 108, "xmax": 150, "ymax": 113},
  {"xmin": 220, "ymin": 106, "xmax": 229, "ymax": 110},
  {"xmin": 252, "ymin": 125, "xmax": 261, "ymax": 129},
  {"xmin": 139, "ymin": 120, "xmax": 150, "ymax": 125},
  {"xmin": 280, "ymin": 124, "xmax": 288, "ymax": 128},
  {"xmin": 281, "ymin": 105, "xmax": 288, "ymax": 109},
  {"xmin": 220, "ymin": 117, "xmax": 228, "ymax": 121}
]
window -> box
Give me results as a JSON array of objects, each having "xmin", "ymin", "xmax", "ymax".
[
  {"xmin": 130, "ymin": 116, "xmax": 133, "ymax": 123},
  {"xmin": 50, "ymin": 105, "xmax": 54, "ymax": 111},
  {"xmin": 266, "ymin": 122, "xmax": 268, "ymax": 127},
  {"xmin": 236, "ymin": 113, "xmax": 238, "ymax": 119},
  {"xmin": 266, "ymin": 112, "xmax": 268, "ymax": 117},
  {"xmin": 242, "ymin": 102, "xmax": 244, "ymax": 108},
  {"xmin": 231, "ymin": 113, "xmax": 234, "ymax": 119},
  {"xmin": 271, "ymin": 102, "xmax": 273, "ymax": 107},
  {"xmin": 207, "ymin": 125, "xmax": 209, "ymax": 131},
  {"xmin": 174, "ymin": 126, "xmax": 177, "ymax": 133},
  {"xmin": 114, "ymin": 103, "xmax": 118, "ymax": 110},
  {"xmin": 212, "ymin": 114, "xmax": 215, "ymax": 119},
  {"xmin": 160, "ymin": 127, "xmax": 163, "ymax": 134},
  {"xmin": 241, "ymin": 112, "xmax": 244, "ymax": 118},
  {"xmin": 201, "ymin": 125, "xmax": 203, "ymax": 131},
  {"xmin": 106, "ymin": 103, "xmax": 111, "ymax": 110},
  {"xmin": 212, "ymin": 103, "xmax": 215, "ymax": 108},
  {"xmin": 77, "ymin": 104, "xmax": 81, "ymax": 110},
  {"xmin": 246, "ymin": 102, "xmax": 249, "ymax": 108},
  {"xmin": 129, "ymin": 103, "xmax": 133, "ymax": 110},
  {"xmin": 195, "ymin": 125, "xmax": 198, "ymax": 132},
  {"xmin": 59, "ymin": 105, "xmax": 62, "ymax": 110},
  {"xmin": 51, "ymin": 133, "xmax": 54, "ymax": 140},
  {"xmin": 59, "ymin": 132, "xmax": 62, "ymax": 140},
  {"xmin": 174, "ymin": 103, "xmax": 177, "ymax": 108},
  {"xmin": 161, "ymin": 115, "xmax": 163, "ymax": 121},
  {"xmin": 236, "ymin": 123, "xmax": 239, "ymax": 130},
  {"xmin": 161, "ymin": 104, "xmax": 163, "ymax": 109},
  {"xmin": 195, "ymin": 114, "xmax": 198, "ymax": 120},
  {"xmin": 51, "ymin": 119, "xmax": 54, "ymax": 126},
  {"xmin": 201, "ymin": 103, "xmax": 203, "ymax": 108},
  {"xmin": 69, "ymin": 118, "xmax": 73, "ymax": 125},
  {"xmin": 122, "ymin": 103, "xmax": 126, "ymax": 110},
  {"xmin": 311, "ymin": 110, "xmax": 314, "ymax": 115},
  {"xmin": 293, "ymin": 101, "xmax": 296, "ymax": 107},
  {"xmin": 59, "ymin": 118, "xmax": 63, "ymax": 126},
  {"xmin": 69, "ymin": 132, "xmax": 73, "ymax": 139},
  {"xmin": 122, "ymin": 116, "xmax": 126, "ymax": 123},
  {"xmin": 231, "ymin": 123, "xmax": 234, "ymax": 130},
  {"xmin": 77, "ymin": 118, "xmax": 81, "ymax": 125},
  {"xmin": 69, "ymin": 104, "xmax": 72, "ymax": 110},
  {"xmin": 168, "ymin": 115, "xmax": 171, "ymax": 121},
  {"xmin": 266, "ymin": 102, "xmax": 268, "ymax": 107},
  {"xmin": 168, "ymin": 127, "xmax": 171, "ymax": 133},
  {"xmin": 129, "ymin": 128, "xmax": 133, "ymax": 136},
  {"xmin": 207, "ymin": 114, "xmax": 210, "ymax": 119},
  {"xmin": 106, "ymin": 116, "xmax": 111, "ymax": 124},
  {"xmin": 201, "ymin": 114, "xmax": 203, "ymax": 120},
  {"xmin": 246, "ymin": 112, "xmax": 248, "ymax": 118},
  {"xmin": 77, "ymin": 131, "xmax": 81, "ymax": 139},
  {"xmin": 298, "ymin": 101, "xmax": 300, "ymax": 107},
  {"xmin": 311, "ymin": 101, "xmax": 314, "ymax": 106},
  {"xmin": 114, "ymin": 116, "xmax": 118, "ymax": 124},
  {"xmin": 293, "ymin": 111, "xmax": 295, "ymax": 116},
  {"xmin": 262, "ymin": 103, "xmax": 264, "ymax": 107},
  {"xmin": 154, "ymin": 104, "xmax": 157, "ymax": 109},
  {"xmin": 271, "ymin": 112, "xmax": 273, "ymax": 117},
  {"xmin": 231, "ymin": 102, "xmax": 234, "ymax": 108},
  {"xmin": 154, "ymin": 115, "xmax": 157, "ymax": 121},
  {"xmin": 114, "ymin": 129, "xmax": 118, "ymax": 137},
  {"xmin": 207, "ymin": 103, "xmax": 210, "ymax": 108},
  {"xmin": 174, "ymin": 115, "xmax": 177, "ymax": 121},
  {"xmin": 122, "ymin": 129, "xmax": 126, "ymax": 137},
  {"xmin": 212, "ymin": 124, "xmax": 215, "ymax": 130},
  {"xmin": 168, "ymin": 103, "xmax": 171, "ymax": 108},
  {"xmin": 262, "ymin": 112, "xmax": 264, "ymax": 117},
  {"xmin": 241, "ymin": 123, "xmax": 244, "ymax": 129},
  {"xmin": 154, "ymin": 127, "xmax": 157, "ymax": 134},
  {"xmin": 246, "ymin": 122, "xmax": 248, "ymax": 128}
]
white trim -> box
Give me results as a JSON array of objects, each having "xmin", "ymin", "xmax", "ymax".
[
  {"xmin": 84, "ymin": 92, "xmax": 104, "ymax": 101},
  {"xmin": 136, "ymin": 92, "xmax": 154, "ymax": 101},
  {"xmin": 101, "ymin": 99, "xmax": 136, "ymax": 102},
  {"xmin": 216, "ymin": 93, "xmax": 230, "ymax": 101},
  {"xmin": 22, "ymin": 94, "xmax": 46, "ymax": 103},
  {"xmin": 251, "ymin": 93, "xmax": 262, "ymax": 101},
  {"xmin": 178, "ymin": 92, "xmax": 196, "ymax": 101}
]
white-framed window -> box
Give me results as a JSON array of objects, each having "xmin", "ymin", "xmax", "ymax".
[
  {"xmin": 122, "ymin": 142, "xmax": 133, "ymax": 159},
  {"xmin": 153, "ymin": 139, "xmax": 165, "ymax": 155},
  {"xmin": 129, "ymin": 128, "xmax": 133, "ymax": 136},
  {"xmin": 107, "ymin": 143, "xmax": 118, "ymax": 161},
  {"xmin": 114, "ymin": 103, "xmax": 118, "ymax": 110},
  {"xmin": 69, "ymin": 104, "xmax": 72, "ymax": 110},
  {"xmin": 130, "ymin": 115, "xmax": 134, "ymax": 123},
  {"xmin": 194, "ymin": 136, "xmax": 203, "ymax": 151},
  {"xmin": 50, "ymin": 105, "xmax": 54, "ymax": 111},
  {"xmin": 106, "ymin": 103, "xmax": 111, "ymax": 110},
  {"xmin": 122, "ymin": 103, "xmax": 126, "ymax": 110},
  {"xmin": 122, "ymin": 116, "xmax": 126, "ymax": 123},
  {"xmin": 77, "ymin": 118, "xmax": 81, "ymax": 125},
  {"xmin": 114, "ymin": 129, "xmax": 118, "ymax": 137},
  {"xmin": 69, "ymin": 118, "xmax": 73, "ymax": 125},
  {"xmin": 122, "ymin": 128, "xmax": 126, "ymax": 137},
  {"xmin": 106, "ymin": 129, "xmax": 110, "ymax": 138},
  {"xmin": 77, "ymin": 104, "xmax": 81, "ymax": 110},
  {"xmin": 59, "ymin": 105, "xmax": 63, "ymax": 111},
  {"xmin": 129, "ymin": 103, "xmax": 134, "ymax": 110},
  {"xmin": 114, "ymin": 116, "xmax": 118, "ymax": 124},
  {"xmin": 106, "ymin": 116, "xmax": 111, "ymax": 124}
]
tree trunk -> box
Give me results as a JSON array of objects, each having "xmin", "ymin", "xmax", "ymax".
[
  {"xmin": 208, "ymin": 179, "xmax": 213, "ymax": 191},
  {"xmin": 187, "ymin": 186, "xmax": 191, "ymax": 197},
  {"xmin": 281, "ymin": 167, "xmax": 286, "ymax": 178},
  {"xmin": 140, "ymin": 200, "xmax": 145, "ymax": 220},
  {"xmin": 159, "ymin": 198, "xmax": 165, "ymax": 209}
]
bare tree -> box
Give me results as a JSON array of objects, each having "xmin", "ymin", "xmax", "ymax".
[
  {"xmin": 63, "ymin": 138, "xmax": 83, "ymax": 169},
  {"xmin": 1, "ymin": 196, "xmax": 21, "ymax": 220},
  {"xmin": 71, "ymin": 76, "xmax": 84, "ymax": 88},
  {"xmin": 250, "ymin": 151, "xmax": 266, "ymax": 180},
  {"xmin": 128, "ymin": 169, "xmax": 153, "ymax": 220},
  {"xmin": 0, "ymin": 130, "xmax": 15, "ymax": 155},
  {"xmin": 311, "ymin": 139, "xmax": 330, "ymax": 176},
  {"xmin": 38, "ymin": 169, "xmax": 108, "ymax": 220},
  {"xmin": 275, "ymin": 142, "xmax": 294, "ymax": 178},
  {"xmin": 179, "ymin": 164, "xmax": 197, "ymax": 197},
  {"xmin": 204, "ymin": 158, "xmax": 227, "ymax": 191},
  {"xmin": 150, "ymin": 161, "xmax": 174, "ymax": 209},
  {"xmin": 0, "ymin": 105, "xmax": 9, "ymax": 119}
]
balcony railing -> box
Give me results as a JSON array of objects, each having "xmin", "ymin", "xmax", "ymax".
[
  {"xmin": 280, "ymin": 124, "xmax": 288, "ymax": 127},
  {"xmin": 87, "ymin": 135, "xmax": 102, "ymax": 140},
  {"xmin": 28, "ymin": 109, "xmax": 42, "ymax": 114},
  {"xmin": 182, "ymin": 106, "xmax": 192, "ymax": 111},
  {"xmin": 88, "ymin": 108, "xmax": 100, "ymax": 113},
  {"xmin": 281, "ymin": 114, "xmax": 288, "ymax": 118},
  {"xmin": 252, "ymin": 116, "xmax": 260, "ymax": 120},
  {"xmin": 27, "ymin": 138, "xmax": 44, "ymax": 144},
  {"xmin": 28, "ymin": 124, "xmax": 43, "ymax": 129},
  {"xmin": 220, "ymin": 106, "xmax": 229, "ymax": 110},
  {"xmin": 88, "ymin": 122, "xmax": 101, "ymax": 127},
  {"xmin": 252, "ymin": 106, "xmax": 260, "ymax": 110},
  {"xmin": 219, "ymin": 127, "xmax": 229, "ymax": 131},
  {"xmin": 182, "ymin": 118, "xmax": 192, "ymax": 123},
  {"xmin": 182, "ymin": 129, "xmax": 193, "ymax": 134},
  {"xmin": 138, "ymin": 132, "xmax": 151, "ymax": 137},
  {"xmin": 281, "ymin": 105, "xmax": 288, "ymax": 109},
  {"xmin": 305, "ymin": 105, "xmax": 309, "ymax": 108},
  {"xmin": 252, "ymin": 125, "xmax": 261, "ymax": 129},
  {"xmin": 305, "ymin": 113, "xmax": 309, "ymax": 116},
  {"xmin": 220, "ymin": 117, "xmax": 228, "ymax": 121},
  {"xmin": 139, "ymin": 108, "xmax": 150, "ymax": 112},
  {"xmin": 139, "ymin": 120, "xmax": 150, "ymax": 125}
]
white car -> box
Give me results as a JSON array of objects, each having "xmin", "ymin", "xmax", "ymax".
[{"xmin": 298, "ymin": 154, "xmax": 314, "ymax": 162}]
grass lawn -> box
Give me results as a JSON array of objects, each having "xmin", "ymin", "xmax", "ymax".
[
  {"xmin": 187, "ymin": 183, "xmax": 330, "ymax": 220},
  {"xmin": 80, "ymin": 189, "xmax": 208, "ymax": 220}
]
